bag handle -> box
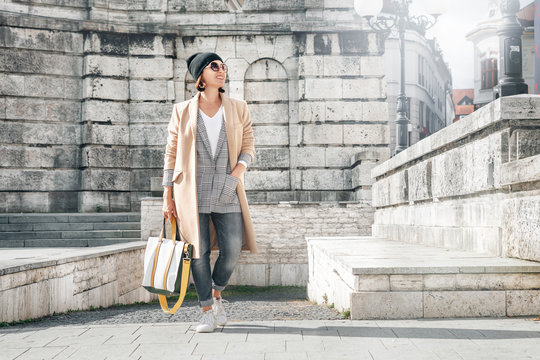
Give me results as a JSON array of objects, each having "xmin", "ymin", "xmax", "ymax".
[
  {"xmin": 158, "ymin": 243, "xmax": 192, "ymax": 314},
  {"xmin": 160, "ymin": 216, "xmax": 181, "ymax": 243}
]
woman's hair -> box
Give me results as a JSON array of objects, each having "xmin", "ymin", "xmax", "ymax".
[{"xmin": 196, "ymin": 74, "xmax": 225, "ymax": 93}]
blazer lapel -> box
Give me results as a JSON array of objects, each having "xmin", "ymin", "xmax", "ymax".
[{"xmin": 197, "ymin": 112, "xmax": 215, "ymax": 160}]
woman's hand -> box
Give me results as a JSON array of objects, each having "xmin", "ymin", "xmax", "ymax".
[
  {"xmin": 230, "ymin": 162, "xmax": 246, "ymax": 179},
  {"xmin": 162, "ymin": 187, "xmax": 178, "ymax": 224}
]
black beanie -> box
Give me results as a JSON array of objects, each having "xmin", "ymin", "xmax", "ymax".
[{"xmin": 186, "ymin": 52, "xmax": 223, "ymax": 81}]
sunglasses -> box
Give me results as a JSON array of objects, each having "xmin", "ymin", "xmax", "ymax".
[{"xmin": 206, "ymin": 61, "xmax": 228, "ymax": 73}]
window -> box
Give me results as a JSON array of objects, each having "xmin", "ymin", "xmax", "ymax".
[{"xmin": 481, "ymin": 58, "xmax": 498, "ymax": 89}]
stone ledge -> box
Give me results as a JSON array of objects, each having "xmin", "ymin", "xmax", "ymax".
[
  {"xmin": 0, "ymin": 242, "xmax": 156, "ymax": 323},
  {"xmin": 371, "ymin": 95, "xmax": 540, "ymax": 179},
  {"xmin": 0, "ymin": 241, "xmax": 147, "ymax": 276},
  {"xmin": 307, "ymin": 236, "xmax": 540, "ymax": 319}
]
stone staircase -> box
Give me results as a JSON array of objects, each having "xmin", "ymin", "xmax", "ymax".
[
  {"xmin": 0, "ymin": 213, "xmax": 141, "ymax": 247},
  {"xmin": 307, "ymin": 236, "xmax": 540, "ymax": 319}
]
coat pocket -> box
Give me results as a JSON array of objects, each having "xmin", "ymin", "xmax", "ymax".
[
  {"xmin": 172, "ymin": 170, "xmax": 183, "ymax": 183},
  {"xmin": 219, "ymin": 174, "xmax": 239, "ymax": 204}
]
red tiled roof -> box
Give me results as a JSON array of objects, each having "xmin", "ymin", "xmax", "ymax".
[{"xmin": 452, "ymin": 88, "xmax": 474, "ymax": 108}]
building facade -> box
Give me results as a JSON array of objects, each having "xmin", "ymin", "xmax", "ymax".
[
  {"xmin": 466, "ymin": 0, "xmax": 534, "ymax": 109},
  {"xmin": 384, "ymin": 28, "xmax": 454, "ymax": 152}
]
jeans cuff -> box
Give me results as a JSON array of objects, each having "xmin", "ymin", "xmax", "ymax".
[
  {"xmin": 199, "ymin": 298, "xmax": 214, "ymax": 307},
  {"xmin": 212, "ymin": 282, "xmax": 227, "ymax": 291}
]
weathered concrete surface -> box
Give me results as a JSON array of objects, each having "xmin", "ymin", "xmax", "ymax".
[
  {"xmin": 371, "ymin": 95, "xmax": 540, "ymax": 262},
  {"xmin": 0, "ymin": 242, "xmax": 157, "ymax": 323}
]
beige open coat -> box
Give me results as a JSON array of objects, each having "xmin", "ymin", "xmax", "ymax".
[{"xmin": 163, "ymin": 91, "xmax": 257, "ymax": 259}]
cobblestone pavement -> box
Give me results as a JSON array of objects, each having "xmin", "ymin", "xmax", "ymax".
[
  {"xmin": 3, "ymin": 287, "xmax": 343, "ymax": 329},
  {"xmin": 2, "ymin": 318, "xmax": 540, "ymax": 359},
  {"xmin": 2, "ymin": 287, "xmax": 540, "ymax": 359}
]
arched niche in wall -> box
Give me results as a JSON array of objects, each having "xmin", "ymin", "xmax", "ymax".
[{"xmin": 243, "ymin": 57, "xmax": 290, "ymax": 192}]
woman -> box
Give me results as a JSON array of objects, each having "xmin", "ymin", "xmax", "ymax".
[{"xmin": 161, "ymin": 52, "xmax": 257, "ymax": 333}]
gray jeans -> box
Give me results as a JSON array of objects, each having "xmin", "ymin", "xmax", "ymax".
[{"xmin": 191, "ymin": 212, "xmax": 243, "ymax": 307}]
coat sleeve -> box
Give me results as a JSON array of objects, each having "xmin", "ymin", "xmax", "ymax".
[
  {"xmin": 240, "ymin": 100, "xmax": 255, "ymax": 163},
  {"xmin": 163, "ymin": 104, "xmax": 179, "ymax": 170}
]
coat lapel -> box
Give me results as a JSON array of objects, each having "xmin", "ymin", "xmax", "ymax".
[{"xmin": 197, "ymin": 112, "xmax": 215, "ymax": 160}]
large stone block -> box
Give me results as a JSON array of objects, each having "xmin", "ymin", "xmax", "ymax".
[
  {"xmin": 302, "ymin": 124, "xmax": 343, "ymax": 145},
  {"xmin": 343, "ymin": 124, "xmax": 388, "ymax": 145},
  {"xmin": 301, "ymin": 169, "xmax": 345, "ymax": 190},
  {"xmin": 2, "ymin": 48, "xmax": 83, "ymax": 76},
  {"xmin": 3, "ymin": 26, "xmax": 83, "ymax": 53},
  {"xmin": 323, "ymin": 55, "xmax": 362, "ymax": 76},
  {"xmin": 372, "ymin": 170, "xmax": 408, "ymax": 207},
  {"xmin": 130, "ymin": 102, "xmax": 173, "ymax": 123},
  {"xmin": 129, "ymin": 34, "xmax": 175, "ymax": 56},
  {"xmin": 303, "ymin": 78, "xmax": 342, "ymax": 99},
  {"xmin": 0, "ymin": 121, "xmax": 80, "ymax": 145},
  {"xmin": 253, "ymin": 125, "xmax": 289, "ymax": 146},
  {"xmin": 298, "ymin": 55, "xmax": 323, "ymax": 76},
  {"xmin": 244, "ymin": 170, "xmax": 290, "ymax": 190},
  {"xmin": 342, "ymin": 78, "xmax": 384, "ymax": 99},
  {"xmin": 363, "ymin": 101, "xmax": 388, "ymax": 121},
  {"xmin": 503, "ymin": 195, "xmax": 540, "ymax": 262},
  {"xmin": 252, "ymin": 147, "xmax": 289, "ymax": 168},
  {"xmin": 408, "ymin": 161, "xmax": 431, "ymax": 202},
  {"xmin": 244, "ymin": 81, "xmax": 288, "ymax": 102},
  {"xmin": 351, "ymin": 291, "xmax": 423, "ymax": 319},
  {"xmin": 423, "ymin": 291, "xmax": 506, "ymax": 317},
  {"xmin": 129, "ymin": 57, "xmax": 173, "ymax": 79},
  {"xmin": 84, "ymin": 54, "xmax": 128, "ymax": 77},
  {"xmin": 81, "ymin": 169, "xmax": 130, "ymax": 191},
  {"xmin": 325, "ymin": 100, "xmax": 363, "ymax": 121},
  {"xmin": 296, "ymin": 147, "xmax": 325, "ymax": 167},
  {"xmin": 82, "ymin": 124, "xmax": 129, "ymax": 145},
  {"xmin": 0, "ymin": 169, "xmax": 79, "ymax": 191},
  {"xmin": 81, "ymin": 147, "xmax": 129, "ymax": 168},
  {"xmin": 298, "ymin": 101, "xmax": 325, "ymax": 122},
  {"xmin": 0, "ymin": 144, "xmax": 79, "ymax": 168},
  {"xmin": 506, "ymin": 290, "xmax": 540, "ymax": 316},
  {"xmin": 83, "ymin": 100, "xmax": 129, "ymax": 124},
  {"xmin": 129, "ymin": 124, "xmax": 168, "ymax": 146},
  {"xmin": 83, "ymin": 78, "xmax": 129, "ymax": 100},
  {"xmin": 6, "ymin": 97, "xmax": 80, "ymax": 122},
  {"xmin": 248, "ymin": 103, "xmax": 289, "ymax": 124},
  {"xmin": 131, "ymin": 148, "xmax": 165, "ymax": 168},
  {"xmin": 129, "ymin": 79, "xmax": 173, "ymax": 101}
]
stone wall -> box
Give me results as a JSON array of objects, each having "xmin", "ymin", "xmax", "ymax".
[
  {"xmin": 0, "ymin": 242, "xmax": 156, "ymax": 323},
  {"xmin": 141, "ymin": 198, "xmax": 374, "ymax": 286},
  {"xmin": 371, "ymin": 95, "xmax": 540, "ymax": 262},
  {"xmin": 0, "ymin": 0, "xmax": 390, "ymax": 214}
]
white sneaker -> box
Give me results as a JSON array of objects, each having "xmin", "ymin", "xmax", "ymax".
[
  {"xmin": 196, "ymin": 309, "xmax": 216, "ymax": 333},
  {"xmin": 212, "ymin": 297, "xmax": 228, "ymax": 326}
]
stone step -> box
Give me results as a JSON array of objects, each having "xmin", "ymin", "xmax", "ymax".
[
  {"xmin": 0, "ymin": 238, "xmax": 142, "ymax": 247},
  {"xmin": 306, "ymin": 236, "xmax": 540, "ymax": 320},
  {"xmin": 0, "ymin": 213, "xmax": 141, "ymax": 247}
]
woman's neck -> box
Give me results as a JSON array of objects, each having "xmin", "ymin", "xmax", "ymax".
[{"xmin": 199, "ymin": 88, "xmax": 221, "ymax": 105}]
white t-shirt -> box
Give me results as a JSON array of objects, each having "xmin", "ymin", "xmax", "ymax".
[{"xmin": 199, "ymin": 105, "xmax": 223, "ymax": 158}]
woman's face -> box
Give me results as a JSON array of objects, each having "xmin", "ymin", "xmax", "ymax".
[{"xmin": 200, "ymin": 60, "xmax": 227, "ymax": 89}]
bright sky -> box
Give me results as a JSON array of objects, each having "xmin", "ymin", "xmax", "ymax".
[{"xmin": 415, "ymin": 0, "xmax": 534, "ymax": 89}]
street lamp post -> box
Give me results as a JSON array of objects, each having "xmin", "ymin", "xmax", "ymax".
[
  {"xmin": 355, "ymin": 0, "xmax": 440, "ymax": 155},
  {"xmin": 494, "ymin": 0, "xmax": 528, "ymax": 99}
]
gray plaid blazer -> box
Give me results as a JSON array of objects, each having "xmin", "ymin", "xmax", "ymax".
[
  {"xmin": 162, "ymin": 109, "xmax": 252, "ymax": 213},
  {"xmin": 194, "ymin": 110, "xmax": 241, "ymax": 213}
]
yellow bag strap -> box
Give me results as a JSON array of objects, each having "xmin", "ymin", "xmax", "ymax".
[{"xmin": 158, "ymin": 243, "xmax": 191, "ymax": 314}]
